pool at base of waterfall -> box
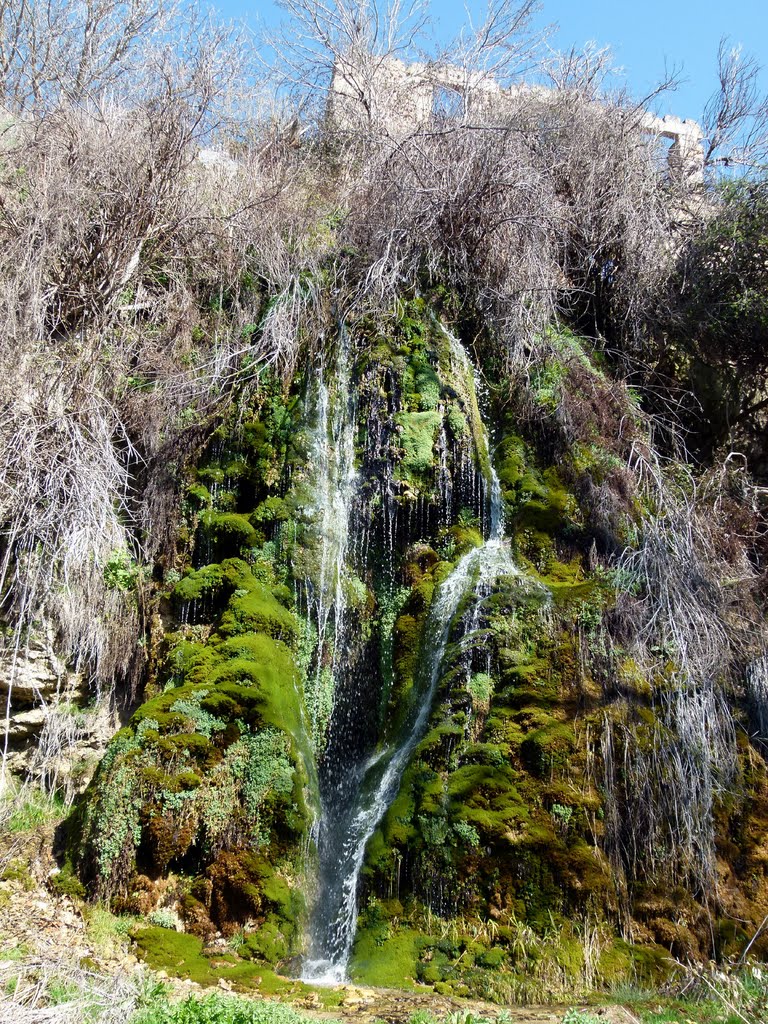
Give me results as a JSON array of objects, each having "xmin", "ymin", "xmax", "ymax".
[{"xmin": 300, "ymin": 958, "xmax": 348, "ymax": 985}]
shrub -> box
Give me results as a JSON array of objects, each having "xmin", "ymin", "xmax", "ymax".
[
  {"xmin": 147, "ymin": 909, "xmax": 182, "ymax": 931},
  {"xmin": 131, "ymin": 989, "xmax": 334, "ymax": 1023}
]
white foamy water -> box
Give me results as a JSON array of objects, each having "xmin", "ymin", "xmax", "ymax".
[{"xmin": 301, "ymin": 331, "xmax": 548, "ymax": 984}]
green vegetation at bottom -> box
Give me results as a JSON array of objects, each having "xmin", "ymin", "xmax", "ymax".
[
  {"xmin": 131, "ymin": 992, "xmax": 337, "ymax": 1024},
  {"xmin": 131, "ymin": 926, "xmax": 347, "ymax": 1006}
]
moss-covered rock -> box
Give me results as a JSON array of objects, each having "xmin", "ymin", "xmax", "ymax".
[
  {"xmin": 394, "ymin": 410, "xmax": 442, "ymax": 477},
  {"xmin": 77, "ymin": 551, "xmax": 313, "ymax": 948},
  {"xmin": 72, "ymin": 304, "xmax": 768, "ymax": 997}
]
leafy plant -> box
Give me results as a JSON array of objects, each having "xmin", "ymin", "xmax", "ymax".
[
  {"xmin": 147, "ymin": 909, "xmax": 182, "ymax": 931},
  {"xmin": 551, "ymin": 803, "xmax": 574, "ymax": 829},
  {"xmin": 103, "ymin": 550, "xmax": 144, "ymax": 592},
  {"xmin": 130, "ymin": 992, "xmax": 340, "ymax": 1024},
  {"xmin": 561, "ymin": 1012, "xmax": 602, "ymax": 1024}
]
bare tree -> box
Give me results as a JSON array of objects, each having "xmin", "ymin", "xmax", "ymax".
[
  {"xmin": 702, "ymin": 37, "xmax": 768, "ymax": 168},
  {"xmin": 265, "ymin": 0, "xmax": 430, "ymax": 128},
  {"xmin": 0, "ymin": 0, "xmax": 175, "ymax": 111},
  {"xmin": 439, "ymin": 0, "xmax": 547, "ymax": 84},
  {"xmin": 0, "ymin": 0, "xmax": 304, "ymax": 789}
]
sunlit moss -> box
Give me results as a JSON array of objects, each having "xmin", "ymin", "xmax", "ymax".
[{"xmin": 394, "ymin": 410, "xmax": 442, "ymax": 476}]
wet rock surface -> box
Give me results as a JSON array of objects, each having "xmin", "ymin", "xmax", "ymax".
[{"xmin": 312, "ymin": 986, "xmax": 566, "ymax": 1023}]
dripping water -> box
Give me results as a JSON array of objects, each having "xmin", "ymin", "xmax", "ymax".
[
  {"xmin": 304, "ymin": 326, "xmax": 358, "ymax": 744},
  {"xmin": 301, "ymin": 330, "xmax": 548, "ymax": 985},
  {"xmin": 746, "ymin": 654, "xmax": 768, "ymax": 749}
]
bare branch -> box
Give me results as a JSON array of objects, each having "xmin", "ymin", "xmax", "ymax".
[{"xmin": 702, "ymin": 37, "xmax": 768, "ymax": 166}]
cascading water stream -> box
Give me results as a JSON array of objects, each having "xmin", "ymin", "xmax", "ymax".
[
  {"xmin": 304, "ymin": 326, "xmax": 358, "ymax": 742},
  {"xmin": 301, "ymin": 331, "xmax": 549, "ymax": 985},
  {"xmin": 746, "ymin": 655, "xmax": 768, "ymax": 745}
]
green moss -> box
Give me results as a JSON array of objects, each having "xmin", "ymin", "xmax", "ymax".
[
  {"xmin": 230, "ymin": 585, "xmax": 291, "ymax": 646},
  {"xmin": 468, "ymin": 672, "xmax": 495, "ymax": 710},
  {"xmin": 496, "ymin": 429, "xmax": 584, "ymax": 540},
  {"xmin": 200, "ymin": 512, "xmax": 258, "ymax": 552},
  {"xmin": 515, "ymin": 467, "xmax": 574, "ymax": 533},
  {"xmin": 271, "ymin": 583, "xmax": 294, "ymax": 608},
  {"xmin": 132, "ymin": 927, "xmax": 264, "ymax": 989},
  {"xmin": 76, "ymin": 373, "xmax": 324, "ymax": 937},
  {"xmin": 133, "ymin": 927, "xmax": 207, "ymax": 980},
  {"xmin": 447, "ymin": 763, "xmax": 530, "ymax": 840},
  {"xmin": 378, "ymin": 784, "xmax": 419, "ymax": 849},
  {"xmin": 224, "ymin": 459, "xmax": 249, "ymax": 479},
  {"xmin": 217, "ymin": 650, "xmax": 304, "ymax": 739},
  {"xmin": 521, "ymin": 722, "xmax": 576, "ymax": 775},
  {"xmin": 446, "ymin": 525, "xmax": 483, "ymax": 555},
  {"xmin": 527, "ymin": 558, "xmax": 602, "ymax": 617},
  {"xmin": 252, "ymin": 496, "xmax": 290, "ymax": 524},
  {"xmin": 49, "ymin": 868, "xmax": 86, "ymax": 900},
  {"xmin": 393, "ymin": 614, "xmax": 419, "ymax": 691},
  {"xmin": 174, "ymin": 563, "xmax": 227, "ymax": 602},
  {"xmin": 445, "ymin": 404, "xmax": 467, "ymax": 438},
  {"xmin": 617, "ymin": 658, "xmax": 653, "ymax": 698},
  {"xmin": 257, "ymin": 861, "xmax": 300, "ymax": 922},
  {"xmin": 79, "ymin": 557, "xmax": 313, "ymax": 905},
  {"xmin": 1, "ymin": 859, "xmax": 35, "ymax": 889},
  {"xmin": 240, "ymin": 918, "xmax": 289, "ymax": 963},
  {"xmin": 394, "ymin": 411, "xmax": 442, "ymax": 476},
  {"xmin": 173, "ymin": 560, "xmax": 298, "ymax": 647},
  {"xmin": 187, "ymin": 483, "xmax": 211, "ymax": 507},
  {"xmin": 603, "ymin": 939, "xmax": 676, "ymax": 985},
  {"xmin": 496, "ymin": 434, "xmax": 528, "ymax": 490},
  {"xmin": 413, "ymin": 359, "xmax": 442, "ymax": 411},
  {"xmin": 529, "ymin": 354, "xmax": 569, "ymax": 411},
  {"xmin": 197, "ymin": 466, "xmax": 225, "ymax": 485},
  {"xmin": 349, "ymin": 926, "xmax": 422, "ymax": 989},
  {"xmin": 476, "ymin": 946, "xmax": 506, "ymax": 968}
]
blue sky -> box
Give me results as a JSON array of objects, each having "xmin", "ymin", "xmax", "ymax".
[
  {"xmin": 529, "ymin": 0, "xmax": 768, "ymax": 121},
  {"xmin": 213, "ymin": 0, "xmax": 768, "ymax": 123}
]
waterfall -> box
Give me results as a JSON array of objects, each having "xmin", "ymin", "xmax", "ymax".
[
  {"xmin": 747, "ymin": 655, "xmax": 768, "ymax": 746},
  {"xmin": 304, "ymin": 326, "xmax": 358, "ymax": 744},
  {"xmin": 301, "ymin": 330, "xmax": 548, "ymax": 985}
]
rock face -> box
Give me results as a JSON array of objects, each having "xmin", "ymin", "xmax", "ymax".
[
  {"xmin": 0, "ymin": 626, "xmax": 115, "ymax": 794},
  {"xmin": 71, "ymin": 304, "xmax": 768, "ymax": 1000},
  {"xmin": 0, "ymin": 628, "xmax": 69, "ymax": 704}
]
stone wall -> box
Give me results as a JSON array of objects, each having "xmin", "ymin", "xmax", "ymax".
[{"xmin": 328, "ymin": 55, "xmax": 704, "ymax": 181}]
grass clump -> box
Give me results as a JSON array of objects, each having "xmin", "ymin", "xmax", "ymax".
[
  {"xmin": 0, "ymin": 943, "xmax": 29, "ymax": 961},
  {"xmin": 84, "ymin": 904, "xmax": 142, "ymax": 956},
  {"xmin": 2, "ymin": 787, "xmax": 64, "ymax": 834}
]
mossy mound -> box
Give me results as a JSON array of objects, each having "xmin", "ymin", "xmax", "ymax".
[
  {"xmin": 133, "ymin": 926, "xmax": 264, "ymax": 988},
  {"xmin": 131, "ymin": 925, "xmax": 310, "ymax": 992},
  {"xmin": 173, "ymin": 559, "xmax": 299, "ymax": 646},
  {"xmin": 395, "ymin": 411, "xmax": 442, "ymax": 477},
  {"xmin": 349, "ymin": 925, "xmax": 423, "ymax": 989},
  {"xmin": 76, "ymin": 550, "xmax": 314, "ymax": 945}
]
